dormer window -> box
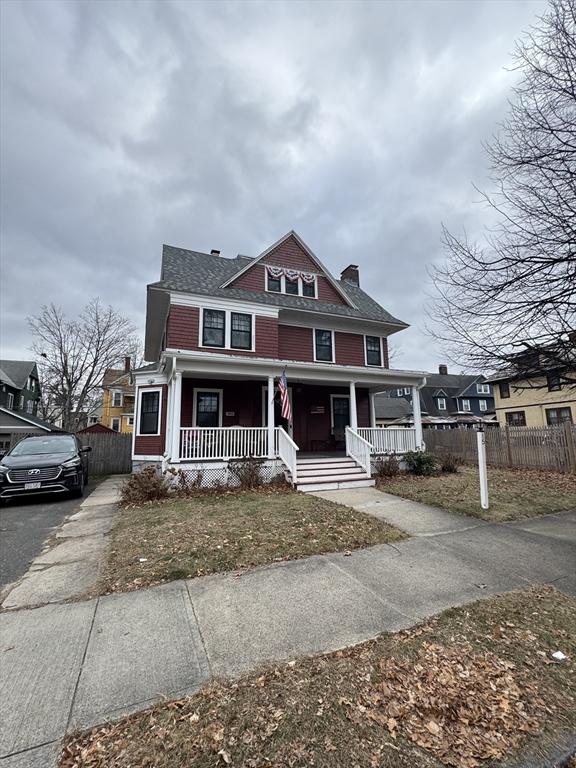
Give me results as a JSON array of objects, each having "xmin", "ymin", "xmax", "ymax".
[
  {"xmin": 437, "ymin": 397, "xmax": 446, "ymax": 411},
  {"xmin": 265, "ymin": 265, "xmax": 317, "ymax": 298}
]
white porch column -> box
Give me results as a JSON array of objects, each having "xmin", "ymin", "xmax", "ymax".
[
  {"xmin": 267, "ymin": 375, "xmax": 275, "ymax": 458},
  {"xmin": 170, "ymin": 371, "xmax": 182, "ymax": 462},
  {"xmin": 369, "ymin": 391, "xmax": 376, "ymax": 428},
  {"xmin": 412, "ymin": 384, "xmax": 424, "ymax": 449},
  {"xmin": 349, "ymin": 381, "xmax": 358, "ymax": 430}
]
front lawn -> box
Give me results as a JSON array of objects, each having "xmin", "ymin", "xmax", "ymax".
[
  {"xmin": 61, "ymin": 586, "xmax": 576, "ymax": 768},
  {"xmin": 377, "ymin": 465, "xmax": 576, "ymax": 522},
  {"xmin": 97, "ymin": 488, "xmax": 405, "ymax": 593}
]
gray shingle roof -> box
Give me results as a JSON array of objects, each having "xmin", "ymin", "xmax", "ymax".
[
  {"xmin": 0, "ymin": 406, "xmax": 63, "ymax": 432},
  {"xmin": 0, "ymin": 360, "xmax": 36, "ymax": 389},
  {"xmin": 374, "ymin": 396, "xmax": 412, "ymax": 420},
  {"xmin": 153, "ymin": 245, "xmax": 407, "ymax": 327}
]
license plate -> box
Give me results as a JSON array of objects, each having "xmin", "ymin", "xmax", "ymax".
[{"xmin": 24, "ymin": 482, "xmax": 41, "ymax": 490}]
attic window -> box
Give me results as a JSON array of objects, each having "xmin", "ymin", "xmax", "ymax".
[{"xmin": 265, "ymin": 265, "xmax": 317, "ymax": 298}]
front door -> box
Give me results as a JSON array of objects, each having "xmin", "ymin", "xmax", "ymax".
[{"xmin": 331, "ymin": 395, "xmax": 350, "ymax": 443}]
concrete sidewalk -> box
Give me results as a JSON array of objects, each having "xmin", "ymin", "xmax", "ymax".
[{"xmin": 1, "ymin": 488, "xmax": 575, "ymax": 767}]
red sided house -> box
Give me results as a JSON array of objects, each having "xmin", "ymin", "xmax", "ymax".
[{"xmin": 133, "ymin": 231, "xmax": 426, "ymax": 491}]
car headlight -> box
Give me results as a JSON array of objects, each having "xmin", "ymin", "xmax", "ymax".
[{"xmin": 62, "ymin": 458, "xmax": 81, "ymax": 469}]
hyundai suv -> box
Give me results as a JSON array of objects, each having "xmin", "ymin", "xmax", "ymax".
[{"xmin": 0, "ymin": 434, "xmax": 91, "ymax": 502}]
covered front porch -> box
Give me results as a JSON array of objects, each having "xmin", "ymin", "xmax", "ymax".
[{"xmin": 159, "ymin": 355, "xmax": 426, "ymax": 487}]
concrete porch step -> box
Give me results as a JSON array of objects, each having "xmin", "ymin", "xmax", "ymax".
[
  {"xmin": 297, "ymin": 460, "xmax": 358, "ymax": 470},
  {"xmin": 297, "ymin": 466, "xmax": 363, "ymax": 478},
  {"xmin": 296, "ymin": 477, "xmax": 376, "ymax": 492}
]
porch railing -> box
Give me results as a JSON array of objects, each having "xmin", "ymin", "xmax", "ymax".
[
  {"xmin": 345, "ymin": 427, "xmax": 372, "ymax": 475},
  {"xmin": 278, "ymin": 427, "xmax": 299, "ymax": 483},
  {"xmin": 357, "ymin": 427, "xmax": 417, "ymax": 454},
  {"xmin": 179, "ymin": 426, "xmax": 277, "ymax": 461}
]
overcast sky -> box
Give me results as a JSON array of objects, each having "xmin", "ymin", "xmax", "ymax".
[{"xmin": 0, "ymin": 0, "xmax": 546, "ymax": 373}]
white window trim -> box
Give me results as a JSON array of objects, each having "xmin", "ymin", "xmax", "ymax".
[
  {"xmin": 437, "ymin": 397, "xmax": 446, "ymax": 411},
  {"xmin": 111, "ymin": 417, "xmax": 121, "ymax": 432},
  {"xmin": 136, "ymin": 387, "xmax": 163, "ymax": 437},
  {"xmin": 7, "ymin": 393, "xmax": 14, "ymax": 410},
  {"xmin": 404, "ymin": 388, "xmax": 411, "ymax": 395},
  {"xmin": 313, "ymin": 328, "xmax": 335, "ymax": 363},
  {"xmin": 479, "ymin": 399, "xmax": 487, "ymax": 412},
  {"xmin": 199, "ymin": 308, "xmax": 256, "ymax": 353},
  {"xmin": 461, "ymin": 399, "xmax": 471, "ymax": 412},
  {"xmin": 265, "ymin": 271, "xmax": 317, "ymax": 299},
  {"xmin": 396, "ymin": 389, "xmax": 403, "ymax": 396},
  {"xmin": 476, "ymin": 383, "xmax": 490, "ymax": 394},
  {"xmin": 330, "ymin": 393, "xmax": 350, "ymax": 430},
  {"xmin": 112, "ymin": 390, "xmax": 123, "ymax": 408},
  {"xmin": 127, "ymin": 415, "xmax": 135, "ymax": 426},
  {"xmin": 19, "ymin": 395, "xmax": 24, "ymax": 410},
  {"xmin": 364, "ymin": 335, "xmax": 384, "ymax": 367},
  {"xmin": 192, "ymin": 388, "xmax": 223, "ymax": 427},
  {"xmin": 26, "ymin": 400, "xmax": 34, "ymax": 414}
]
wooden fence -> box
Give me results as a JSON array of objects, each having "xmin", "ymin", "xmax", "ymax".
[
  {"xmin": 77, "ymin": 432, "xmax": 132, "ymax": 475},
  {"xmin": 424, "ymin": 423, "xmax": 576, "ymax": 473}
]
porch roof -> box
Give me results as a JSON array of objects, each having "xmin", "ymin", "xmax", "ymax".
[{"xmin": 161, "ymin": 351, "xmax": 427, "ymax": 390}]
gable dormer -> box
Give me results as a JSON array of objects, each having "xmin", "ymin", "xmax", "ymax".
[{"xmin": 221, "ymin": 231, "xmax": 355, "ymax": 308}]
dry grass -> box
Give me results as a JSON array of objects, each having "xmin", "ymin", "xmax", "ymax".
[
  {"xmin": 61, "ymin": 586, "xmax": 576, "ymax": 768},
  {"xmin": 96, "ymin": 488, "xmax": 405, "ymax": 593},
  {"xmin": 377, "ymin": 465, "xmax": 576, "ymax": 522}
]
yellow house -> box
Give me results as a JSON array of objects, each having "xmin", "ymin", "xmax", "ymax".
[
  {"xmin": 487, "ymin": 365, "xmax": 575, "ymax": 428},
  {"xmin": 101, "ymin": 358, "xmax": 135, "ymax": 434}
]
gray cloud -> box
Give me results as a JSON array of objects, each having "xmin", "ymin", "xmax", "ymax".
[{"xmin": 0, "ymin": 0, "xmax": 546, "ymax": 372}]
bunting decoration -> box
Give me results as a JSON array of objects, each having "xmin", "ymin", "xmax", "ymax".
[{"xmin": 265, "ymin": 264, "xmax": 316, "ymax": 283}]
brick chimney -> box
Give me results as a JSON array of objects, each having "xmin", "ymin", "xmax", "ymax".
[
  {"xmin": 124, "ymin": 356, "xmax": 131, "ymax": 373},
  {"xmin": 438, "ymin": 364, "xmax": 448, "ymax": 375},
  {"xmin": 210, "ymin": 249, "xmax": 221, "ymax": 256},
  {"xmin": 340, "ymin": 264, "xmax": 359, "ymax": 286}
]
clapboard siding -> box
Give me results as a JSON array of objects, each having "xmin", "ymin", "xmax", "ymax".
[
  {"xmin": 335, "ymin": 331, "xmax": 365, "ymax": 367},
  {"xmin": 278, "ymin": 325, "xmax": 314, "ymax": 362}
]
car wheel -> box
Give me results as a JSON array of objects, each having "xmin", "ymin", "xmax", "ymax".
[{"xmin": 72, "ymin": 472, "xmax": 85, "ymax": 498}]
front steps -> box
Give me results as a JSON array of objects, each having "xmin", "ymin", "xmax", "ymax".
[{"xmin": 294, "ymin": 456, "xmax": 375, "ymax": 492}]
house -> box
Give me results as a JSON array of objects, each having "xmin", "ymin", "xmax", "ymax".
[
  {"xmin": 486, "ymin": 342, "xmax": 575, "ymax": 427},
  {"xmin": 374, "ymin": 395, "xmax": 413, "ymax": 426},
  {"xmin": 133, "ymin": 231, "xmax": 428, "ymax": 490},
  {"xmin": 101, "ymin": 358, "xmax": 135, "ymax": 433},
  {"xmin": 377, "ymin": 365, "xmax": 496, "ymax": 429},
  {"xmin": 0, "ymin": 360, "xmax": 62, "ymax": 452},
  {"xmin": 76, "ymin": 422, "xmax": 116, "ymax": 435}
]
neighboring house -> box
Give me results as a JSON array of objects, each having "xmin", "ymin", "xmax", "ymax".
[
  {"xmin": 0, "ymin": 359, "xmax": 62, "ymax": 452},
  {"xmin": 133, "ymin": 230, "xmax": 428, "ymax": 490},
  {"xmin": 377, "ymin": 365, "xmax": 496, "ymax": 429},
  {"xmin": 486, "ymin": 343, "xmax": 575, "ymax": 428},
  {"xmin": 101, "ymin": 357, "xmax": 135, "ymax": 433},
  {"xmin": 77, "ymin": 422, "xmax": 116, "ymax": 435},
  {"xmin": 374, "ymin": 395, "xmax": 413, "ymax": 426}
]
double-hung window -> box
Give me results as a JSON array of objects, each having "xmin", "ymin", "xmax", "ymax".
[
  {"xmin": 476, "ymin": 383, "xmax": 490, "ymax": 394},
  {"xmin": 479, "ymin": 399, "xmax": 488, "ymax": 412},
  {"xmin": 26, "ymin": 400, "xmax": 34, "ymax": 414},
  {"xmin": 499, "ymin": 381, "xmax": 510, "ymax": 399},
  {"xmin": 267, "ymin": 273, "xmax": 281, "ymax": 292},
  {"xmin": 7, "ymin": 393, "xmax": 14, "ymax": 410},
  {"xmin": 365, "ymin": 336, "xmax": 382, "ymax": 366},
  {"xmin": 18, "ymin": 395, "xmax": 24, "ymax": 410},
  {"xmin": 437, "ymin": 397, "xmax": 446, "ymax": 411},
  {"xmin": 285, "ymin": 276, "xmax": 299, "ymax": 295},
  {"xmin": 314, "ymin": 329, "xmax": 333, "ymax": 362},
  {"xmin": 139, "ymin": 390, "xmax": 161, "ymax": 435},
  {"xmin": 112, "ymin": 390, "xmax": 123, "ymax": 407},
  {"xmin": 461, "ymin": 399, "xmax": 471, "ymax": 411},
  {"xmin": 546, "ymin": 407, "xmax": 572, "ymax": 425},
  {"xmin": 202, "ymin": 309, "xmax": 226, "ymax": 348},
  {"xmin": 231, "ymin": 312, "xmax": 252, "ymax": 350},
  {"xmin": 302, "ymin": 280, "xmax": 316, "ymax": 298},
  {"xmin": 546, "ymin": 372, "xmax": 561, "ymax": 392}
]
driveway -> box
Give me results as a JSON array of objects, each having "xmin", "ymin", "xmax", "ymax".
[{"xmin": 0, "ymin": 482, "xmax": 100, "ymax": 588}]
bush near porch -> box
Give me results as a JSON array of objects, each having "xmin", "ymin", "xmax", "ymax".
[
  {"xmin": 377, "ymin": 465, "xmax": 576, "ymax": 522},
  {"xmin": 96, "ymin": 488, "xmax": 406, "ymax": 594}
]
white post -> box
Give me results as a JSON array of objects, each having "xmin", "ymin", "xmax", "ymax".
[
  {"xmin": 411, "ymin": 385, "xmax": 423, "ymax": 450},
  {"xmin": 165, "ymin": 377, "xmax": 174, "ymax": 458},
  {"xmin": 170, "ymin": 371, "xmax": 182, "ymax": 462},
  {"xmin": 369, "ymin": 391, "xmax": 376, "ymax": 428},
  {"xmin": 267, "ymin": 375, "xmax": 275, "ymax": 458},
  {"xmin": 349, "ymin": 381, "xmax": 358, "ymax": 430},
  {"xmin": 477, "ymin": 429, "xmax": 489, "ymax": 509}
]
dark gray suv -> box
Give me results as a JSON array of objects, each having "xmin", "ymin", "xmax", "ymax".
[{"xmin": 0, "ymin": 434, "xmax": 91, "ymax": 502}]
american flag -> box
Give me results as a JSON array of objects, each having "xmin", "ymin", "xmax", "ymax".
[{"xmin": 278, "ymin": 369, "xmax": 291, "ymax": 422}]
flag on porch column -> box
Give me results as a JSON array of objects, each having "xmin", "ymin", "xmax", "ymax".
[{"xmin": 278, "ymin": 369, "xmax": 292, "ymax": 423}]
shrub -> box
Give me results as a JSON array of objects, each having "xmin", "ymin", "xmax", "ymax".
[
  {"xmin": 440, "ymin": 453, "xmax": 460, "ymax": 473},
  {"xmin": 403, "ymin": 451, "xmax": 438, "ymax": 476},
  {"xmin": 373, "ymin": 454, "xmax": 401, "ymax": 478},
  {"xmin": 228, "ymin": 456, "xmax": 264, "ymax": 489},
  {"xmin": 120, "ymin": 466, "xmax": 173, "ymax": 505}
]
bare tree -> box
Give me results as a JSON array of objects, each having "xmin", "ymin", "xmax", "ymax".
[
  {"xmin": 427, "ymin": 0, "xmax": 576, "ymax": 385},
  {"xmin": 29, "ymin": 299, "xmax": 138, "ymax": 431}
]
